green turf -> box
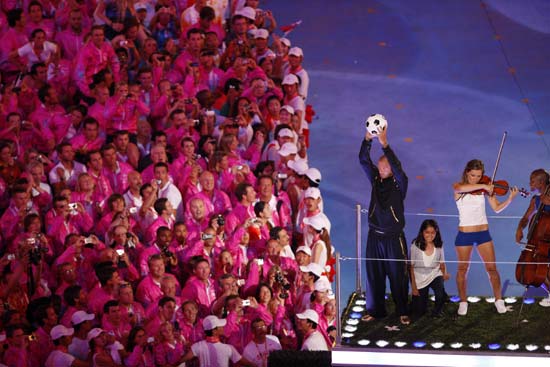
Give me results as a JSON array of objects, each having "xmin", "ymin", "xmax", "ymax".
[{"xmin": 341, "ymin": 293, "xmax": 550, "ymax": 353}]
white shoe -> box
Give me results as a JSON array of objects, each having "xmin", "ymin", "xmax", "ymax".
[
  {"xmin": 457, "ymin": 301, "xmax": 468, "ymax": 316},
  {"xmin": 495, "ymin": 299, "xmax": 507, "ymax": 314},
  {"xmin": 539, "ymin": 297, "xmax": 550, "ymax": 307}
]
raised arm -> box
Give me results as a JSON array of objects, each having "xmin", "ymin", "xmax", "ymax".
[{"xmin": 358, "ymin": 135, "xmax": 377, "ymax": 184}]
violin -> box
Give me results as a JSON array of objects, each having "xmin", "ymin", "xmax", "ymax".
[{"xmin": 471, "ymin": 175, "xmax": 529, "ymax": 197}]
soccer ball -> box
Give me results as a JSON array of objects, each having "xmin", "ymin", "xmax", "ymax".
[{"xmin": 365, "ymin": 114, "xmax": 388, "ymax": 136}]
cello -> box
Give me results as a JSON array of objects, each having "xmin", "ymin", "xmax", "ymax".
[{"xmin": 515, "ymin": 185, "xmax": 550, "ymax": 287}]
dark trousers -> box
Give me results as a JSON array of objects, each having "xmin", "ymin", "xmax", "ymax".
[
  {"xmin": 411, "ymin": 276, "xmax": 446, "ymax": 317},
  {"xmin": 365, "ymin": 230, "xmax": 409, "ymax": 317}
]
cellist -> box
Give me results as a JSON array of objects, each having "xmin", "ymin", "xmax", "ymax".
[{"xmin": 515, "ymin": 169, "xmax": 550, "ymax": 306}]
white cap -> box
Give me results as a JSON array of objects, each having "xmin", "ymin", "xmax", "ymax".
[
  {"xmin": 282, "ymin": 74, "xmax": 299, "ymax": 85},
  {"xmin": 278, "ymin": 142, "xmax": 298, "ymax": 157},
  {"xmin": 280, "ymin": 37, "xmax": 291, "ymax": 47},
  {"xmin": 314, "ymin": 276, "xmax": 332, "ymax": 292},
  {"xmin": 71, "ymin": 311, "xmax": 95, "ymax": 325},
  {"xmin": 277, "ymin": 128, "xmax": 294, "ymax": 138},
  {"xmin": 254, "ymin": 28, "xmax": 269, "ymax": 39},
  {"xmin": 304, "ymin": 168, "xmax": 322, "ymax": 184},
  {"xmin": 0, "ymin": 333, "xmax": 6, "ymax": 342},
  {"xmin": 86, "ymin": 328, "xmax": 105, "ymax": 342},
  {"xmin": 300, "ymin": 263, "xmax": 324, "ymax": 278},
  {"xmin": 236, "ymin": 6, "xmax": 256, "ymax": 20},
  {"xmin": 287, "ymin": 159, "xmax": 308, "ymax": 175},
  {"xmin": 289, "ymin": 47, "xmax": 303, "ymax": 57},
  {"xmin": 296, "ymin": 309, "xmax": 319, "ymax": 324},
  {"xmin": 303, "ymin": 214, "xmax": 330, "ymax": 231},
  {"xmin": 280, "ymin": 105, "xmax": 295, "ymax": 115},
  {"xmin": 203, "ymin": 315, "xmax": 227, "ymax": 331},
  {"xmin": 134, "ymin": 2, "xmax": 147, "ymax": 11},
  {"xmin": 304, "ymin": 187, "xmax": 321, "ymax": 200},
  {"xmin": 50, "ymin": 325, "xmax": 74, "ymax": 340},
  {"xmin": 296, "ymin": 246, "xmax": 312, "ymax": 256}
]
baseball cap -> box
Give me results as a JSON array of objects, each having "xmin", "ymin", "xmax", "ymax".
[
  {"xmin": 280, "ymin": 105, "xmax": 295, "ymax": 115},
  {"xmin": 50, "ymin": 325, "xmax": 74, "ymax": 340},
  {"xmin": 71, "ymin": 311, "xmax": 95, "ymax": 325},
  {"xmin": 303, "ymin": 215, "xmax": 329, "ymax": 232},
  {"xmin": 289, "ymin": 47, "xmax": 303, "ymax": 57},
  {"xmin": 278, "ymin": 142, "xmax": 298, "ymax": 157},
  {"xmin": 314, "ymin": 276, "xmax": 332, "ymax": 292},
  {"xmin": 304, "ymin": 167, "xmax": 322, "ymax": 184},
  {"xmin": 296, "ymin": 246, "xmax": 312, "ymax": 256},
  {"xmin": 304, "ymin": 187, "xmax": 321, "ymax": 200},
  {"xmin": 280, "ymin": 38, "xmax": 291, "ymax": 47},
  {"xmin": 282, "ymin": 74, "xmax": 299, "ymax": 85},
  {"xmin": 0, "ymin": 333, "xmax": 6, "ymax": 342},
  {"xmin": 277, "ymin": 128, "xmax": 294, "ymax": 138},
  {"xmin": 134, "ymin": 2, "xmax": 147, "ymax": 11},
  {"xmin": 296, "ymin": 309, "xmax": 319, "ymax": 324},
  {"xmin": 254, "ymin": 28, "xmax": 269, "ymax": 39},
  {"xmin": 287, "ymin": 159, "xmax": 308, "ymax": 175},
  {"xmin": 203, "ymin": 315, "xmax": 227, "ymax": 331},
  {"xmin": 236, "ymin": 6, "xmax": 256, "ymax": 20},
  {"xmin": 87, "ymin": 328, "xmax": 105, "ymax": 342},
  {"xmin": 299, "ymin": 263, "xmax": 324, "ymax": 278}
]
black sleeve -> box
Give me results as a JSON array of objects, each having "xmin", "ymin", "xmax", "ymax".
[
  {"xmin": 358, "ymin": 138, "xmax": 378, "ymax": 184},
  {"xmin": 382, "ymin": 144, "xmax": 408, "ymax": 198}
]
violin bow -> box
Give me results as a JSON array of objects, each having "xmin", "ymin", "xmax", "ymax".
[{"xmin": 490, "ymin": 131, "xmax": 507, "ymax": 183}]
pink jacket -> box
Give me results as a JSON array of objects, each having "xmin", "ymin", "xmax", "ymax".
[{"xmin": 74, "ymin": 40, "xmax": 120, "ymax": 96}]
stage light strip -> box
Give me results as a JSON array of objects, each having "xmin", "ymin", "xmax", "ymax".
[{"xmin": 332, "ymin": 348, "xmax": 549, "ymax": 367}]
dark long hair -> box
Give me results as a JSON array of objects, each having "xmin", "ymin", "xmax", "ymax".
[{"xmin": 413, "ymin": 219, "xmax": 443, "ymax": 251}]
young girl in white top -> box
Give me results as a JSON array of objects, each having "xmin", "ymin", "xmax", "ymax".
[
  {"xmin": 410, "ymin": 219, "xmax": 450, "ymax": 318},
  {"xmin": 453, "ymin": 159, "xmax": 518, "ymax": 316}
]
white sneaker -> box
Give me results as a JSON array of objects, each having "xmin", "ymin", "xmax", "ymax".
[
  {"xmin": 457, "ymin": 301, "xmax": 468, "ymax": 316},
  {"xmin": 495, "ymin": 299, "xmax": 507, "ymax": 314},
  {"xmin": 539, "ymin": 297, "xmax": 550, "ymax": 307}
]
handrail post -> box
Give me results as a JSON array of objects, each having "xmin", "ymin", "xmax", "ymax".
[
  {"xmin": 335, "ymin": 251, "xmax": 342, "ymax": 347},
  {"xmin": 356, "ymin": 204, "xmax": 362, "ymax": 294}
]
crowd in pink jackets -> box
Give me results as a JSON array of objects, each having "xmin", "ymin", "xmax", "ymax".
[{"xmin": 0, "ymin": 0, "xmax": 334, "ymax": 366}]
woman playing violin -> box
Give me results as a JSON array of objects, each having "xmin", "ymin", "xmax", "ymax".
[
  {"xmin": 453, "ymin": 159, "xmax": 518, "ymax": 316},
  {"xmin": 515, "ymin": 168, "xmax": 550, "ymax": 306}
]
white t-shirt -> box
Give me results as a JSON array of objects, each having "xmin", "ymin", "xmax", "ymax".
[
  {"xmin": 410, "ymin": 243, "xmax": 444, "ymax": 289},
  {"xmin": 242, "ymin": 335, "xmax": 282, "ymax": 367},
  {"xmin": 301, "ymin": 330, "xmax": 329, "ymax": 351},
  {"xmin": 68, "ymin": 336, "xmax": 89, "ymax": 360},
  {"xmin": 45, "ymin": 350, "xmax": 76, "ymax": 367},
  {"xmin": 191, "ymin": 340, "xmax": 242, "ymax": 367},
  {"xmin": 456, "ymin": 193, "xmax": 488, "ymax": 226}
]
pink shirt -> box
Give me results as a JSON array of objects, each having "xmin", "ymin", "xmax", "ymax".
[
  {"xmin": 55, "ymin": 28, "xmax": 86, "ymax": 61},
  {"xmin": 104, "ymin": 96, "xmax": 150, "ymax": 134},
  {"xmin": 28, "ymin": 103, "xmax": 71, "ymax": 145},
  {"xmin": 70, "ymin": 134, "xmax": 105, "ymax": 155},
  {"xmin": 74, "ymin": 40, "xmax": 120, "ymax": 96},
  {"xmin": 87, "ymin": 284, "xmax": 116, "ymax": 316},
  {"xmin": 0, "ymin": 27, "xmax": 29, "ymax": 73},
  {"xmin": 180, "ymin": 276, "xmax": 216, "ymax": 317},
  {"xmin": 136, "ymin": 274, "xmax": 163, "ymax": 308},
  {"xmin": 102, "ymin": 161, "xmax": 133, "ymax": 194}
]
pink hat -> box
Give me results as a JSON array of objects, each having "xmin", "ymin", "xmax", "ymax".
[
  {"xmin": 296, "ymin": 309, "xmax": 319, "ymax": 324},
  {"xmin": 289, "ymin": 47, "xmax": 303, "ymax": 57},
  {"xmin": 282, "ymin": 74, "xmax": 299, "ymax": 85}
]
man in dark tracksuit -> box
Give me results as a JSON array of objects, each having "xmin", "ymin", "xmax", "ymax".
[{"xmin": 358, "ymin": 127, "xmax": 410, "ymax": 324}]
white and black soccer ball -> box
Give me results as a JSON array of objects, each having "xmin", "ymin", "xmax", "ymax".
[{"xmin": 365, "ymin": 114, "xmax": 388, "ymax": 136}]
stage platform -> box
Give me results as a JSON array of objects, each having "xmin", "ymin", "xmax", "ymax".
[{"xmin": 334, "ymin": 291, "xmax": 550, "ymax": 366}]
